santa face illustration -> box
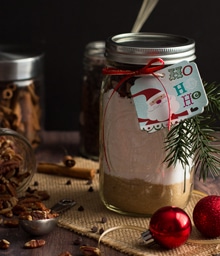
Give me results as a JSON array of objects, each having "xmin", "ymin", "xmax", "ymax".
[
  {"xmin": 146, "ymin": 89, "xmax": 180, "ymax": 122},
  {"xmin": 131, "ymin": 76, "xmax": 189, "ymax": 130}
]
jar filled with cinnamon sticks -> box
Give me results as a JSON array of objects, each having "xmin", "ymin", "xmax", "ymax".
[{"xmin": 0, "ymin": 45, "xmax": 44, "ymax": 149}]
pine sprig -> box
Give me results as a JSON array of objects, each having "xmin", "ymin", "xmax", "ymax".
[
  {"xmin": 164, "ymin": 81, "xmax": 220, "ymax": 180},
  {"xmin": 164, "ymin": 119, "xmax": 194, "ymax": 168},
  {"xmin": 202, "ymin": 81, "xmax": 220, "ymax": 126},
  {"xmin": 190, "ymin": 115, "xmax": 220, "ymax": 180}
]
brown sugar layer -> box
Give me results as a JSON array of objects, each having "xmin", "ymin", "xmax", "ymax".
[{"xmin": 100, "ymin": 172, "xmax": 193, "ymax": 216}]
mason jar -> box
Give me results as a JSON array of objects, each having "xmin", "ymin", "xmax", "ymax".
[
  {"xmin": 79, "ymin": 41, "xmax": 106, "ymax": 161},
  {"xmin": 99, "ymin": 33, "xmax": 196, "ymax": 216},
  {"xmin": 0, "ymin": 45, "xmax": 44, "ymax": 149},
  {"xmin": 0, "ymin": 128, "xmax": 36, "ymax": 216}
]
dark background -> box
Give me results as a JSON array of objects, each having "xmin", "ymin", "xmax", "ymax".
[{"xmin": 0, "ymin": 0, "xmax": 219, "ymax": 131}]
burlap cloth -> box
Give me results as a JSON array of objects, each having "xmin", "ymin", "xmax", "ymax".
[{"xmin": 31, "ymin": 157, "xmax": 220, "ymax": 256}]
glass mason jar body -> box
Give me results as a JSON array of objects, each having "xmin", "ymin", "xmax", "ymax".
[
  {"xmin": 99, "ymin": 33, "xmax": 196, "ymax": 216},
  {"xmin": 0, "ymin": 45, "xmax": 44, "ymax": 149},
  {"xmin": 0, "ymin": 128, "xmax": 36, "ymax": 202},
  {"xmin": 80, "ymin": 41, "xmax": 106, "ymax": 161}
]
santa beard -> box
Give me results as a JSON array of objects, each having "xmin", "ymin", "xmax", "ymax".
[{"xmin": 147, "ymin": 95, "xmax": 180, "ymax": 122}]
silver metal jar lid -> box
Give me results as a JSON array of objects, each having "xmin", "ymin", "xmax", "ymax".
[
  {"xmin": 105, "ymin": 33, "xmax": 196, "ymax": 65},
  {"xmin": 84, "ymin": 41, "xmax": 106, "ymax": 59},
  {"xmin": 84, "ymin": 41, "xmax": 106, "ymax": 67},
  {"xmin": 0, "ymin": 45, "xmax": 44, "ymax": 81}
]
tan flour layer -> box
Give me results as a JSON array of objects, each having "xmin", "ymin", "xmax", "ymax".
[{"xmin": 100, "ymin": 172, "xmax": 193, "ymax": 216}]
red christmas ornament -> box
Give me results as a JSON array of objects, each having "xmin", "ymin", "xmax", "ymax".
[
  {"xmin": 193, "ymin": 195, "xmax": 220, "ymax": 238},
  {"xmin": 142, "ymin": 206, "xmax": 192, "ymax": 249}
]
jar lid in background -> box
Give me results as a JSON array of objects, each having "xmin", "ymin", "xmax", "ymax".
[
  {"xmin": 83, "ymin": 41, "xmax": 106, "ymax": 68},
  {"xmin": 0, "ymin": 44, "xmax": 44, "ymax": 81},
  {"xmin": 105, "ymin": 32, "xmax": 196, "ymax": 65},
  {"xmin": 84, "ymin": 41, "xmax": 106, "ymax": 58}
]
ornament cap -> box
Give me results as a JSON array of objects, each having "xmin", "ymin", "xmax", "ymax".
[{"xmin": 141, "ymin": 230, "xmax": 154, "ymax": 244}]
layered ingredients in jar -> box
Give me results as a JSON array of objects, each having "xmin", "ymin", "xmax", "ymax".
[{"xmin": 99, "ymin": 75, "xmax": 194, "ymax": 216}]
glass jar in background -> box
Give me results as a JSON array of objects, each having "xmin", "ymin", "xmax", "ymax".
[
  {"xmin": 0, "ymin": 45, "xmax": 44, "ymax": 149},
  {"xmin": 79, "ymin": 41, "xmax": 106, "ymax": 161},
  {"xmin": 0, "ymin": 128, "xmax": 36, "ymax": 215},
  {"xmin": 99, "ymin": 33, "xmax": 196, "ymax": 216}
]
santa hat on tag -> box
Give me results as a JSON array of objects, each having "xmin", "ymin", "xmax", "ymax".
[{"xmin": 132, "ymin": 88, "xmax": 164, "ymax": 102}]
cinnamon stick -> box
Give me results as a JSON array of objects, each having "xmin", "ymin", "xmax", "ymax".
[{"xmin": 37, "ymin": 162, "xmax": 96, "ymax": 180}]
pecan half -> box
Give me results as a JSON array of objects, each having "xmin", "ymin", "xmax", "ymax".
[
  {"xmin": 0, "ymin": 239, "xmax": 10, "ymax": 249},
  {"xmin": 24, "ymin": 239, "xmax": 46, "ymax": 248},
  {"xmin": 80, "ymin": 246, "xmax": 101, "ymax": 256}
]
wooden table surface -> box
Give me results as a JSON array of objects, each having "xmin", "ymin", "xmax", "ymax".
[{"xmin": 0, "ymin": 131, "xmax": 220, "ymax": 256}]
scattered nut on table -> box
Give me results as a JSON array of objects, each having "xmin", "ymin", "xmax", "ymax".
[
  {"xmin": 24, "ymin": 239, "xmax": 46, "ymax": 248},
  {"xmin": 80, "ymin": 245, "xmax": 101, "ymax": 256},
  {"xmin": 0, "ymin": 239, "xmax": 10, "ymax": 249}
]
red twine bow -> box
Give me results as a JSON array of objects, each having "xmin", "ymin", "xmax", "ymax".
[
  {"xmin": 103, "ymin": 58, "xmax": 166, "ymax": 95},
  {"xmin": 103, "ymin": 58, "xmax": 165, "ymax": 76},
  {"xmin": 102, "ymin": 58, "xmax": 172, "ymax": 171}
]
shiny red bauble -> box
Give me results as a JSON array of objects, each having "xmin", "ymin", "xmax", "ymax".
[
  {"xmin": 149, "ymin": 206, "xmax": 192, "ymax": 249},
  {"xmin": 193, "ymin": 195, "xmax": 220, "ymax": 238}
]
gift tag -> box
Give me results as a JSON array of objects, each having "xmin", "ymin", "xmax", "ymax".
[{"xmin": 131, "ymin": 61, "xmax": 208, "ymax": 133}]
